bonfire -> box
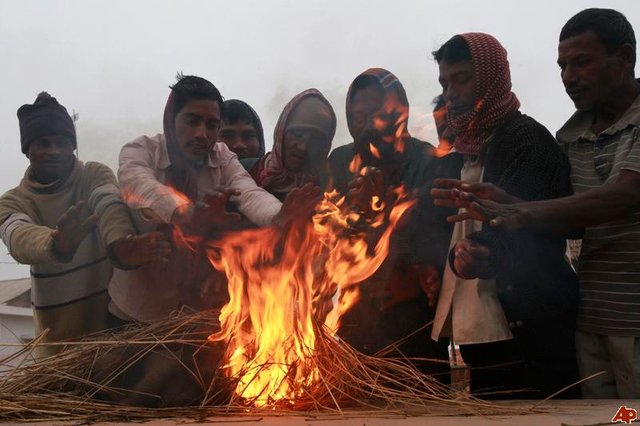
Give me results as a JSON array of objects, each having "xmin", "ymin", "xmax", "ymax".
[{"xmin": 0, "ymin": 101, "xmax": 537, "ymax": 422}]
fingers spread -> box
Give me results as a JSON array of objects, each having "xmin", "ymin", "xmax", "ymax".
[
  {"xmin": 430, "ymin": 188, "xmax": 456, "ymax": 200},
  {"xmin": 433, "ymin": 178, "xmax": 465, "ymax": 190}
]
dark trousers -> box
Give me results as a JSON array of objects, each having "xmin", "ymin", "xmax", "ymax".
[
  {"xmin": 459, "ymin": 339, "xmax": 529, "ymax": 399},
  {"xmin": 460, "ymin": 337, "xmax": 580, "ymax": 399}
]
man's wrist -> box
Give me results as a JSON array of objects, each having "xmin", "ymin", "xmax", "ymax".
[
  {"xmin": 51, "ymin": 236, "xmax": 76, "ymax": 263},
  {"xmin": 108, "ymin": 235, "xmax": 140, "ymax": 270}
]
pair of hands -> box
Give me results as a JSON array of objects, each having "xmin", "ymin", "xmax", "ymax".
[
  {"xmin": 275, "ymin": 183, "xmax": 323, "ymax": 228},
  {"xmin": 430, "ymin": 178, "xmax": 526, "ymax": 230},
  {"xmin": 171, "ymin": 183, "xmax": 323, "ymax": 233},
  {"xmin": 430, "ymin": 179, "xmax": 520, "ymax": 280},
  {"xmin": 171, "ymin": 187, "xmax": 243, "ymax": 237},
  {"xmin": 134, "ymin": 182, "xmax": 322, "ymax": 265},
  {"xmin": 52, "ymin": 200, "xmax": 171, "ymax": 267}
]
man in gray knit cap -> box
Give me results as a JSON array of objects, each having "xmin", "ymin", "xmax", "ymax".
[{"xmin": 0, "ymin": 92, "xmax": 170, "ymax": 356}]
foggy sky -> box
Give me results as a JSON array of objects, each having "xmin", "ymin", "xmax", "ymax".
[{"xmin": 1, "ymin": 0, "xmax": 639, "ymax": 279}]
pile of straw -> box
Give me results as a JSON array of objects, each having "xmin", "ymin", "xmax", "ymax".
[{"xmin": 0, "ymin": 309, "xmax": 532, "ymax": 422}]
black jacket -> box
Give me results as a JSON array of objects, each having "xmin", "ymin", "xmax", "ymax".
[{"xmin": 444, "ymin": 112, "xmax": 579, "ymax": 392}]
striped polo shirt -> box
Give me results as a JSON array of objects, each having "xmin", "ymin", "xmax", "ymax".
[{"xmin": 557, "ymin": 93, "xmax": 640, "ymax": 336}]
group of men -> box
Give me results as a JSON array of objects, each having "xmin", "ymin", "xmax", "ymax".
[{"xmin": 0, "ymin": 7, "xmax": 638, "ymax": 400}]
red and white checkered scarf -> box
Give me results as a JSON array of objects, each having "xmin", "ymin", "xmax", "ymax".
[{"xmin": 449, "ymin": 32, "xmax": 520, "ymax": 156}]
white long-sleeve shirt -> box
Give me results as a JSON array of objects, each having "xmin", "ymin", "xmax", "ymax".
[
  {"xmin": 110, "ymin": 134, "xmax": 282, "ymax": 321},
  {"xmin": 117, "ymin": 134, "xmax": 282, "ymax": 226}
]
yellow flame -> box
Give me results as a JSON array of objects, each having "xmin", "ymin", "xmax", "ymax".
[{"xmin": 206, "ymin": 188, "xmax": 415, "ymax": 407}]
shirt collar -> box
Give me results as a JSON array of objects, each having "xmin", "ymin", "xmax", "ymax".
[{"xmin": 557, "ymin": 91, "xmax": 640, "ymax": 143}]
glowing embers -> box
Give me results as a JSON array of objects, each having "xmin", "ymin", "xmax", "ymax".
[{"xmin": 206, "ymin": 188, "xmax": 414, "ymax": 407}]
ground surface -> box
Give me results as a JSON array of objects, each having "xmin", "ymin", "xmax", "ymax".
[{"xmin": 13, "ymin": 399, "xmax": 637, "ymax": 426}]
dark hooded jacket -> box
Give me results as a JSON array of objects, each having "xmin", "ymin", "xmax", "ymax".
[
  {"xmin": 329, "ymin": 68, "xmax": 441, "ymax": 194},
  {"xmin": 328, "ymin": 69, "xmax": 454, "ymax": 374}
]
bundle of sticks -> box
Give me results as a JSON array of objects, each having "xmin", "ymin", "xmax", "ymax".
[{"xmin": 0, "ymin": 309, "xmax": 531, "ymax": 422}]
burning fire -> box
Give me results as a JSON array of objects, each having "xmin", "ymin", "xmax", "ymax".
[
  {"xmin": 205, "ymin": 188, "xmax": 415, "ymax": 407},
  {"xmin": 369, "ymin": 143, "xmax": 382, "ymax": 159}
]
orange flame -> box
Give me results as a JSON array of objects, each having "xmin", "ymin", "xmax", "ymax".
[
  {"xmin": 348, "ymin": 154, "xmax": 362, "ymax": 174},
  {"xmin": 434, "ymin": 140, "xmax": 452, "ymax": 158},
  {"xmin": 206, "ymin": 188, "xmax": 415, "ymax": 407},
  {"xmin": 369, "ymin": 143, "xmax": 381, "ymax": 159}
]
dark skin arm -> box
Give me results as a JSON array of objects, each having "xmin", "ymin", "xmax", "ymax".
[
  {"xmin": 451, "ymin": 239, "xmax": 493, "ymax": 279},
  {"xmin": 431, "ymin": 178, "xmax": 522, "ymax": 222},
  {"xmin": 171, "ymin": 187, "xmax": 242, "ymax": 237},
  {"xmin": 346, "ymin": 167, "xmax": 387, "ymax": 213},
  {"xmin": 454, "ymin": 170, "xmax": 640, "ymax": 233},
  {"xmin": 111, "ymin": 232, "xmax": 172, "ymax": 267},
  {"xmin": 53, "ymin": 201, "xmax": 173, "ymax": 267},
  {"xmin": 273, "ymin": 183, "xmax": 323, "ymax": 228}
]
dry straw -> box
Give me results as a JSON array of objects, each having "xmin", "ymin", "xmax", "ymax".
[{"xmin": 0, "ymin": 309, "xmax": 535, "ymax": 423}]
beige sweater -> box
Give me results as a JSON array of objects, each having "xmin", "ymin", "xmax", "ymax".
[{"xmin": 0, "ymin": 160, "xmax": 135, "ymax": 355}]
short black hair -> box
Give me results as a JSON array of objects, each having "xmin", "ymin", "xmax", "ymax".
[
  {"xmin": 560, "ymin": 8, "xmax": 636, "ymax": 66},
  {"xmin": 221, "ymin": 99, "xmax": 256, "ymax": 126},
  {"xmin": 432, "ymin": 35, "xmax": 472, "ymax": 64},
  {"xmin": 170, "ymin": 73, "xmax": 224, "ymax": 115}
]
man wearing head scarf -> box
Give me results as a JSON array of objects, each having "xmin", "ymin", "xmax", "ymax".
[
  {"xmin": 326, "ymin": 69, "xmax": 453, "ymax": 377},
  {"xmin": 429, "ymin": 33, "xmax": 579, "ymax": 398},
  {"xmin": 219, "ymin": 99, "xmax": 265, "ymax": 167},
  {"xmin": 441, "ymin": 10, "xmax": 640, "ymax": 399},
  {"xmin": 0, "ymin": 93, "xmax": 168, "ymax": 357},
  {"xmin": 112, "ymin": 75, "xmax": 319, "ymax": 322},
  {"xmin": 251, "ymin": 89, "xmax": 336, "ymax": 201}
]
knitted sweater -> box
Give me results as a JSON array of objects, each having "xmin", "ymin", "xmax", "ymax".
[{"xmin": 0, "ymin": 160, "xmax": 134, "ymax": 354}]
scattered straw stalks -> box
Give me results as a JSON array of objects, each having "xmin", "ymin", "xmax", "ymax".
[{"xmin": 0, "ymin": 309, "xmax": 537, "ymax": 423}]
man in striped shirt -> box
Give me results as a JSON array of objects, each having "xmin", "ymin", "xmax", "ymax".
[
  {"xmin": 443, "ymin": 9, "xmax": 640, "ymax": 398},
  {"xmin": 0, "ymin": 92, "xmax": 171, "ymax": 357}
]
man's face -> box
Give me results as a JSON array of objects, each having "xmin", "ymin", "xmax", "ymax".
[
  {"xmin": 282, "ymin": 128, "xmax": 330, "ymax": 173},
  {"xmin": 438, "ymin": 59, "xmax": 476, "ymax": 119},
  {"xmin": 28, "ymin": 135, "xmax": 75, "ymax": 182},
  {"xmin": 349, "ymin": 84, "xmax": 406, "ymax": 164},
  {"xmin": 348, "ymin": 85, "xmax": 385, "ymax": 141},
  {"xmin": 174, "ymin": 99, "xmax": 221, "ymax": 163},
  {"xmin": 218, "ymin": 121, "xmax": 260, "ymax": 159},
  {"xmin": 558, "ymin": 30, "xmax": 629, "ymax": 111}
]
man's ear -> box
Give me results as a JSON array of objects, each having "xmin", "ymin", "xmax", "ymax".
[{"xmin": 618, "ymin": 43, "xmax": 636, "ymax": 75}]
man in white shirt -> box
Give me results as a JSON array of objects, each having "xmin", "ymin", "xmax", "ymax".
[{"xmin": 111, "ymin": 75, "xmax": 319, "ymax": 322}]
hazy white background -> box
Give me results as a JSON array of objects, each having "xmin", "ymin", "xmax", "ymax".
[{"xmin": 1, "ymin": 0, "xmax": 639, "ymax": 279}]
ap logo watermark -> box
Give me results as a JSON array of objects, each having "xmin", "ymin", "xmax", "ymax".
[{"xmin": 612, "ymin": 406, "xmax": 638, "ymax": 424}]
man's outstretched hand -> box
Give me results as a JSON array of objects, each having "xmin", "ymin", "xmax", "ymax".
[
  {"xmin": 52, "ymin": 201, "xmax": 98, "ymax": 261},
  {"xmin": 171, "ymin": 187, "xmax": 242, "ymax": 237},
  {"xmin": 431, "ymin": 178, "xmax": 527, "ymax": 229},
  {"xmin": 448, "ymin": 195, "xmax": 529, "ymax": 230},
  {"xmin": 191, "ymin": 187, "xmax": 242, "ymax": 235},
  {"xmin": 112, "ymin": 232, "xmax": 173, "ymax": 268},
  {"xmin": 275, "ymin": 183, "xmax": 323, "ymax": 227},
  {"xmin": 347, "ymin": 167, "xmax": 387, "ymax": 213}
]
